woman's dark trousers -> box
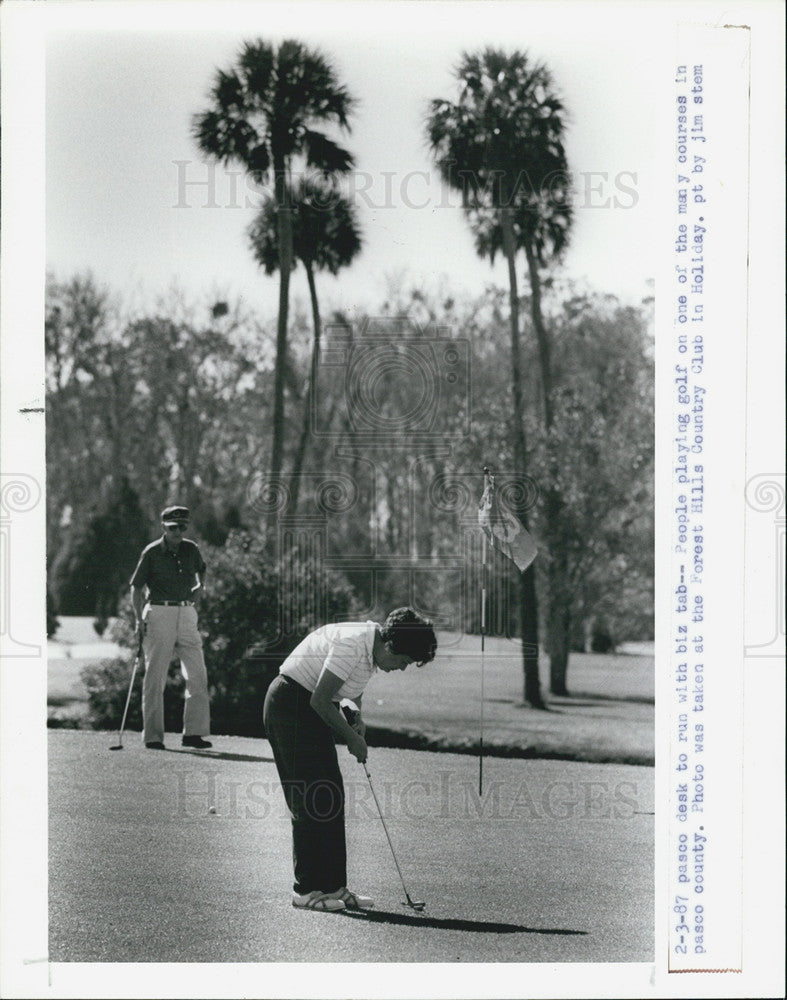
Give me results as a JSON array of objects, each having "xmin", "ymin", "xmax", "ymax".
[{"xmin": 263, "ymin": 675, "xmax": 347, "ymax": 894}]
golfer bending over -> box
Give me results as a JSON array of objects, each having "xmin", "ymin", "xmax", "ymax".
[{"xmin": 263, "ymin": 607, "xmax": 437, "ymax": 913}]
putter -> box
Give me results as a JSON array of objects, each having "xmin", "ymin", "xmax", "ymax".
[
  {"xmin": 341, "ymin": 704, "xmax": 425, "ymax": 911},
  {"xmin": 362, "ymin": 761, "xmax": 426, "ymax": 913},
  {"xmin": 109, "ymin": 635, "xmax": 144, "ymax": 750}
]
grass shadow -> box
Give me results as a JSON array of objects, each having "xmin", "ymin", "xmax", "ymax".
[
  {"xmin": 550, "ymin": 692, "xmax": 655, "ymax": 706},
  {"xmin": 340, "ymin": 908, "xmax": 587, "ymax": 936},
  {"xmin": 170, "ymin": 749, "xmax": 275, "ymax": 763}
]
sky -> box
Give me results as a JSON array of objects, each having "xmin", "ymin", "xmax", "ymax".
[{"xmin": 44, "ymin": 1, "xmax": 663, "ymax": 322}]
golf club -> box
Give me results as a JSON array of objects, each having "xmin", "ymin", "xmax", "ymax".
[
  {"xmin": 109, "ymin": 634, "xmax": 144, "ymax": 750},
  {"xmin": 342, "ymin": 703, "xmax": 425, "ymax": 912},
  {"xmin": 362, "ymin": 763, "xmax": 426, "ymax": 912}
]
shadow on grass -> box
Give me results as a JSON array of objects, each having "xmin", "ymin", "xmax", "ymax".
[
  {"xmin": 559, "ymin": 691, "xmax": 654, "ymax": 706},
  {"xmin": 487, "ymin": 693, "xmax": 654, "ymax": 708},
  {"xmin": 341, "ymin": 908, "xmax": 587, "ymax": 935},
  {"xmin": 170, "ymin": 749, "xmax": 275, "ymax": 763}
]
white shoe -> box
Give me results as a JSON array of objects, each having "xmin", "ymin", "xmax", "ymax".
[
  {"xmin": 326, "ymin": 887, "xmax": 375, "ymax": 910},
  {"xmin": 291, "ymin": 890, "xmax": 346, "ymax": 912}
]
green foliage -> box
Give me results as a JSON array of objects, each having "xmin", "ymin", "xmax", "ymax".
[
  {"xmin": 192, "ymin": 38, "xmax": 356, "ymax": 181},
  {"xmin": 50, "ymin": 477, "xmax": 151, "ymax": 617},
  {"xmin": 45, "ymin": 273, "xmax": 270, "ymax": 605},
  {"xmin": 427, "ymin": 48, "xmax": 572, "ymax": 264},
  {"xmin": 248, "ymin": 176, "xmax": 362, "ymax": 276},
  {"xmin": 198, "ymin": 531, "xmax": 358, "ymax": 734},
  {"xmin": 532, "ymin": 288, "xmax": 655, "ymax": 649}
]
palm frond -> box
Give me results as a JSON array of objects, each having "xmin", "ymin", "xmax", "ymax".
[
  {"xmin": 238, "ymin": 39, "xmax": 276, "ymax": 102},
  {"xmin": 426, "ymin": 46, "xmax": 572, "ymax": 265},
  {"xmin": 301, "ymin": 130, "xmax": 355, "ymax": 175},
  {"xmin": 247, "ymin": 176, "xmax": 362, "ymax": 276}
]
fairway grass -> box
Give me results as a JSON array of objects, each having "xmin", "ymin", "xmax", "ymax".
[{"xmin": 362, "ymin": 633, "xmax": 654, "ymax": 765}]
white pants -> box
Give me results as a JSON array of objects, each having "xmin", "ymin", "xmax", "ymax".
[{"xmin": 142, "ymin": 604, "xmax": 210, "ymax": 744}]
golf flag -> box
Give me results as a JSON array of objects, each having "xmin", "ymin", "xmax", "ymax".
[{"xmin": 477, "ymin": 470, "xmax": 537, "ymax": 572}]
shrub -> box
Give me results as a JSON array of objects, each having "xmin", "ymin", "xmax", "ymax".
[
  {"xmin": 51, "ymin": 477, "xmax": 151, "ymax": 616},
  {"xmin": 198, "ymin": 531, "xmax": 359, "ymax": 735}
]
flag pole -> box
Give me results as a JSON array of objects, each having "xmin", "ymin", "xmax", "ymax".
[
  {"xmin": 477, "ymin": 466, "xmax": 538, "ymax": 798},
  {"xmin": 479, "ymin": 466, "xmax": 489, "ymax": 797}
]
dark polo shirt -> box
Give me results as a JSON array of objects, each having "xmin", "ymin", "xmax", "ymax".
[{"xmin": 130, "ymin": 537, "xmax": 206, "ymax": 602}]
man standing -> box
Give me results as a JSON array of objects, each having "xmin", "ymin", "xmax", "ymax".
[{"xmin": 130, "ymin": 505, "xmax": 212, "ymax": 750}]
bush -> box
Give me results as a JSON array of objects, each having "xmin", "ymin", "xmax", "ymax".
[
  {"xmin": 51, "ymin": 477, "xmax": 151, "ymax": 617},
  {"xmin": 199, "ymin": 531, "xmax": 359, "ymax": 735},
  {"xmin": 81, "ymin": 531, "xmax": 359, "ymax": 737}
]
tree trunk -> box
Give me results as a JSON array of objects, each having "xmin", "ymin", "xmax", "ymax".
[
  {"xmin": 547, "ymin": 556, "xmax": 572, "ymax": 696},
  {"xmin": 521, "ymin": 566, "xmax": 543, "ymax": 706},
  {"xmin": 269, "ymin": 163, "xmax": 292, "ymax": 528},
  {"xmin": 524, "ymin": 236, "xmax": 572, "ymax": 698},
  {"xmin": 288, "ymin": 262, "xmax": 321, "ymax": 517},
  {"xmin": 500, "ymin": 205, "xmax": 544, "ymax": 710},
  {"xmin": 523, "ymin": 239, "xmax": 553, "ymax": 430}
]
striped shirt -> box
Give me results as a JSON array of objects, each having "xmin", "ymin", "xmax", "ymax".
[{"xmin": 279, "ymin": 621, "xmax": 378, "ymax": 701}]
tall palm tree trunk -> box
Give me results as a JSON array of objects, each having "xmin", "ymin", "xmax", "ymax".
[
  {"xmin": 501, "ymin": 207, "xmax": 545, "ymax": 709},
  {"xmin": 523, "ymin": 240, "xmax": 554, "ymax": 428},
  {"xmin": 270, "ymin": 165, "xmax": 293, "ymax": 524},
  {"xmin": 524, "ymin": 239, "xmax": 571, "ymax": 695},
  {"xmin": 288, "ymin": 262, "xmax": 322, "ymax": 516}
]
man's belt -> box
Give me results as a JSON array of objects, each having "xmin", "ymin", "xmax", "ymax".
[{"xmin": 149, "ymin": 600, "xmax": 194, "ymax": 606}]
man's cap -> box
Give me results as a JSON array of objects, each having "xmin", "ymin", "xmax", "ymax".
[{"xmin": 161, "ymin": 505, "xmax": 189, "ymax": 526}]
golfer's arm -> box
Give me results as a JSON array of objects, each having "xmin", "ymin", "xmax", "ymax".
[
  {"xmin": 353, "ymin": 694, "xmax": 366, "ymax": 732},
  {"xmin": 310, "ymin": 668, "xmax": 358, "ymax": 743},
  {"xmin": 192, "ymin": 572, "xmax": 205, "ymax": 608},
  {"xmin": 130, "ymin": 586, "xmax": 146, "ymax": 623}
]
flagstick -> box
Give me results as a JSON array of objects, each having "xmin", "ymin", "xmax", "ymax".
[{"xmin": 480, "ymin": 523, "xmax": 487, "ymax": 797}]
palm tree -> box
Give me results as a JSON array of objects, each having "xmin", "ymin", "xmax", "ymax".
[
  {"xmin": 468, "ymin": 187, "xmax": 572, "ymax": 429},
  {"xmin": 469, "ymin": 184, "xmax": 575, "ymax": 696},
  {"xmin": 193, "ymin": 38, "xmax": 356, "ymax": 506},
  {"xmin": 247, "ymin": 176, "xmax": 362, "ymax": 514},
  {"xmin": 427, "ymin": 48, "xmax": 572, "ymax": 708}
]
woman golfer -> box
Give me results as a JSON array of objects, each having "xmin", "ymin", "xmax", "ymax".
[{"xmin": 263, "ymin": 607, "xmax": 437, "ymax": 912}]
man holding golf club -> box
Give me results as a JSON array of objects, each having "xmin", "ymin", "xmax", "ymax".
[
  {"xmin": 130, "ymin": 505, "xmax": 212, "ymax": 750},
  {"xmin": 263, "ymin": 607, "xmax": 437, "ymax": 912}
]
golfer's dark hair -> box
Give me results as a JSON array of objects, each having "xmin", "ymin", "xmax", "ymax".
[{"xmin": 380, "ymin": 607, "xmax": 437, "ymax": 666}]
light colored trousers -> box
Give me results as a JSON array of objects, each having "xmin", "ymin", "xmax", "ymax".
[{"xmin": 142, "ymin": 604, "xmax": 210, "ymax": 744}]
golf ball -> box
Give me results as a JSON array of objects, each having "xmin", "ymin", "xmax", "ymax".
[{"xmin": 208, "ymin": 806, "xmax": 216, "ymax": 814}]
